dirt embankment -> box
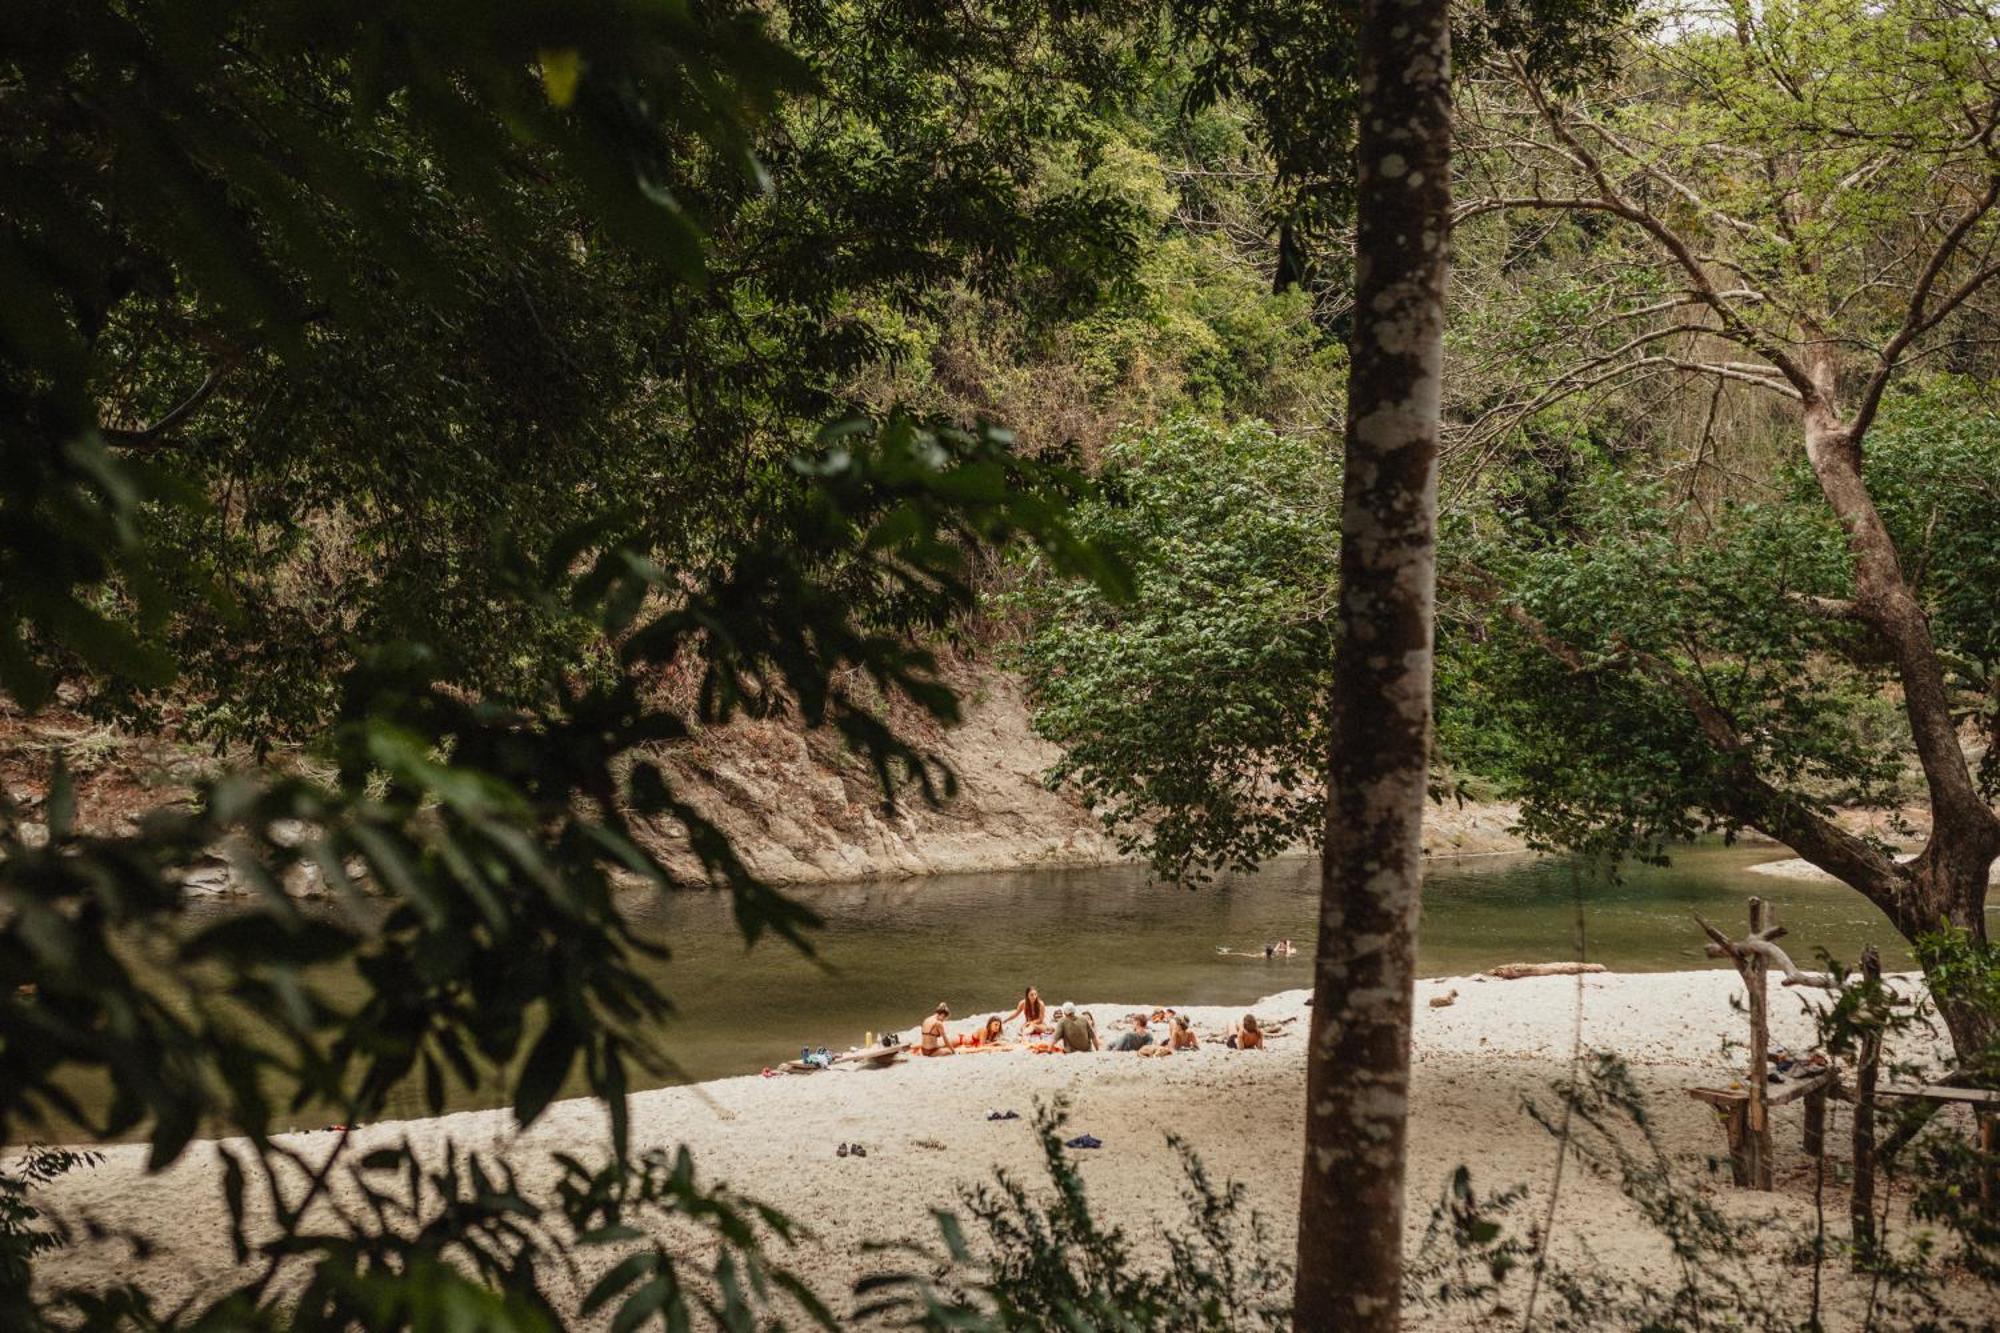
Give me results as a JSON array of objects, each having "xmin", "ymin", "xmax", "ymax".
[
  {"xmin": 634, "ymin": 664, "xmax": 1531, "ymax": 887},
  {"xmin": 2, "ymin": 666, "xmax": 1534, "ymax": 892}
]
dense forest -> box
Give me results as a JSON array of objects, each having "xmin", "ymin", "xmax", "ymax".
[{"xmin": 3, "ymin": 1, "xmax": 1997, "ymax": 1329}]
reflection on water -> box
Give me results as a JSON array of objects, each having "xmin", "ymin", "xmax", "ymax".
[{"xmin": 49, "ymin": 843, "xmax": 1969, "ymax": 1136}]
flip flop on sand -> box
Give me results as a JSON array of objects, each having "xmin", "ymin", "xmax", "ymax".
[
  {"xmin": 836, "ymin": 1143, "xmax": 849, "ymax": 1157},
  {"xmin": 985, "ymin": 1109, "xmax": 1022, "ymax": 1121},
  {"xmin": 1064, "ymin": 1134, "xmax": 1103, "ymax": 1150},
  {"xmin": 851, "ymin": 1144, "xmax": 867, "ymax": 1157}
]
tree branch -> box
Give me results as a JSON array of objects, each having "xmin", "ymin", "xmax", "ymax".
[
  {"xmin": 1489, "ymin": 598, "xmax": 1913, "ymax": 923},
  {"xmin": 1849, "ymin": 170, "xmax": 2000, "ymax": 440},
  {"xmin": 102, "ymin": 366, "xmax": 232, "ymax": 448},
  {"xmin": 1503, "ymin": 56, "xmax": 1822, "ymax": 403}
]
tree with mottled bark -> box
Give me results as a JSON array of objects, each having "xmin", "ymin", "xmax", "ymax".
[{"xmin": 1294, "ymin": 0, "xmax": 1452, "ymax": 1327}]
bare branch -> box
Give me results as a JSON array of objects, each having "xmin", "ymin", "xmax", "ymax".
[
  {"xmin": 103, "ymin": 366, "xmax": 232, "ymax": 448},
  {"xmin": 1850, "ymin": 170, "xmax": 2000, "ymax": 439}
]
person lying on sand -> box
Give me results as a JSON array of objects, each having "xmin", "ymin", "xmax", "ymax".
[
  {"xmin": 917, "ymin": 1002, "xmax": 957, "ymax": 1056},
  {"xmin": 1142, "ymin": 1014, "xmax": 1199, "ymax": 1057},
  {"xmin": 1225, "ymin": 1014, "xmax": 1265, "ymax": 1050},
  {"xmin": 955, "ymin": 1016, "xmax": 1013, "ymax": 1050},
  {"xmin": 1054, "ymin": 1003, "xmax": 1099, "ymax": 1052},
  {"xmin": 1002, "ymin": 985, "xmax": 1049, "ymax": 1033},
  {"xmin": 1109, "ymin": 1013, "xmax": 1154, "ymax": 1052}
]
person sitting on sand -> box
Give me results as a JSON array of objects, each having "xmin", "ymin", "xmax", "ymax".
[
  {"xmin": 1141, "ymin": 1014, "xmax": 1199, "ymax": 1057},
  {"xmin": 1002, "ymin": 986, "xmax": 1049, "ymax": 1033},
  {"xmin": 1225, "ymin": 1013, "xmax": 1265, "ymax": 1050},
  {"xmin": 1054, "ymin": 1003, "xmax": 1098, "ymax": 1053},
  {"xmin": 917, "ymin": 1002, "xmax": 957, "ymax": 1056},
  {"xmin": 1109, "ymin": 1013, "xmax": 1155, "ymax": 1052}
]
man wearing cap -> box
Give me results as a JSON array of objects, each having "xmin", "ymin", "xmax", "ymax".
[{"xmin": 1054, "ymin": 1003, "xmax": 1098, "ymax": 1053}]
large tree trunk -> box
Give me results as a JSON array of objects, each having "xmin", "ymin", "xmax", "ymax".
[
  {"xmin": 1294, "ymin": 1, "xmax": 1452, "ymax": 1328},
  {"xmin": 1798, "ymin": 365, "xmax": 2000, "ymax": 1073}
]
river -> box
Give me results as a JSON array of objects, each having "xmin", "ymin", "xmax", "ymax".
[
  {"xmin": 30, "ymin": 843, "xmax": 1950, "ymax": 1138},
  {"xmin": 623, "ymin": 844, "xmax": 1914, "ymax": 1098}
]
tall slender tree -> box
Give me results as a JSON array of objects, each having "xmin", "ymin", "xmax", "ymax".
[{"xmin": 1294, "ymin": 0, "xmax": 1453, "ymax": 1327}]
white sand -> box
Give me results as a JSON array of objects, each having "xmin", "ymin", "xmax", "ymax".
[
  {"xmin": 25, "ymin": 969, "xmax": 1986, "ymax": 1326},
  {"xmin": 1750, "ymin": 853, "xmax": 2000, "ymax": 885}
]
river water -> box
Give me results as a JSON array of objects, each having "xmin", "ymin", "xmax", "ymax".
[
  {"xmin": 615, "ymin": 844, "xmax": 1911, "ymax": 1101},
  {"xmin": 37, "ymin": 844, "xmax": 1948, "ymax": 1136}
]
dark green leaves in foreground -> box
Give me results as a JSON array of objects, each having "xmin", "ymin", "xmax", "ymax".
[
  {"xmin": 1, "ymin": 408, "xmax": 1121, "ymax": 1327},
  {"xmin": 0, "ymin": 412, "xmax": 1121, "ymax": 1164},
  {"xmin": 0, "ymin": 0, "xmax": 806, "ymax": 722}
]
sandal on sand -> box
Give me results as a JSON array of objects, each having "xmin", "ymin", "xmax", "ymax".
[
  {"xmin": 1064, "ymin": 1134, "xmax": 1103, "ymax": 1150},
  {"xmin": 837, "ymin": 1143, "xmax": 850, "ymax": 1157},
  {"xmin": 851, "ymin": 1144, "xmax": 867, "ymax": 1157},
  {"xmin": 986, "ymin": 1109, "xmax": 1022, "ymax": 1121}
]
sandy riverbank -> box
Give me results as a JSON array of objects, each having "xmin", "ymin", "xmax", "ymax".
[
  {"xmin": 1751, "ymin": 852, "xmax": 2000, "ymax": 885},
  {"xmin": 27, "ymin": 970, "xmax": 1986, "ymax": 1327}
]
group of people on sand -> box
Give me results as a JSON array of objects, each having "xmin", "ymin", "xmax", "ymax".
[{"xmin": 912, "ymin": 986, "xmax": 1266, "ymax": 1057}]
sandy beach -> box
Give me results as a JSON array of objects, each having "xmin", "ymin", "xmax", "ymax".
[{"xmin": 26, "ymin": 969, "xmax": 1985, "ymax": 1327}]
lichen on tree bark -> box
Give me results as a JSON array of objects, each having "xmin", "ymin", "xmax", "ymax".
[{"xmin": 1293, "ymin": 0, "xmax": 1453, "ymax": 1328}]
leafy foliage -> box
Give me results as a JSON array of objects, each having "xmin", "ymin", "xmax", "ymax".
[
  {"xmin": 31, "ymin": 1138, "xmax": 828, "ymax": 1333},
  {"xmin": 1447, "ymin": 465, "xmax": 1910, "ymax": 862},
  {"xmin": 3, "ymin": 3, "xmax": 1140, "ymax": 1325},
  {"xmin": 1445, "ymin": 382, "xmax": 2000, "ymax": 866},
  {"xmin": 856, "ymin": 1100, "xmax": 1291, "ymax": 1330},
  {"xmin": 3, "ymin": 0, "xmax": 1152, "ymax": 747},
  {"xmin": 1, "ymin": 1145, "xmax": 101, "ymax": 1329},
  {"xmin": 1013, "ymin": 417, "xmax": 1339, "ymax": 881}
]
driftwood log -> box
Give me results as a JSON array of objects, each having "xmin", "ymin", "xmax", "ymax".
[{"xmin": 1481, "ymin": 962, "xmax": 1609, "ymax": 980}]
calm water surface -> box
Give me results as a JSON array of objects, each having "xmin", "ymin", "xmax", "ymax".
[
  {"xmin": 617, "ymin": 843, "xmax": 1920, "ymax": 1101},
  {"xmin": 45, "ymin": 844, "xmax": 1967, "ymax": 1137}
]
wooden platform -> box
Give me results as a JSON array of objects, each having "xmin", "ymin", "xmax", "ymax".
[{"xmin": 1687, "ymin": 1068, "xmax": 1837, "ymax": 1185}]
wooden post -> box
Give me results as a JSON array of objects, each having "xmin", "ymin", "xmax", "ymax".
[
  {"xmin": 1980, "ymin": 1111, "xmax": 1998, "ymax": 1222},
  {"xmin": 1724, "ymin": 1103, "xmax": 1751, "ymax": 1186},
  {"xmin": 1694, "ymin": 897, "xmax": 1834, "ymax": 1193},
  {"xmin": 1743, "ymin": 898, "xmax": 1773, "ymax": 1189},
  {"xmin": 1803, "ymin": 1086, "xmax": 1826, "ymax": 1158},
  {"xmin": 1851, "ymin": 944, "xmax": 1882, "ymax": 1263}
]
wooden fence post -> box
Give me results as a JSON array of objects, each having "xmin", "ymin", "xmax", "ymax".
[
  {"xmin": 1851, "ymin": 944, "xmax": 1882, "ymax": 1264},
  {"xmin": 1742, "ymin": 899, "xmax": 1772, "ymax": 1188}
]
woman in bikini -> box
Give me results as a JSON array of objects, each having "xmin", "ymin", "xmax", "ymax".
[
  {"xmin": 917, "ymin": 1002, "xmax": 957, "ymax": 1056},
  {"xmin": 1226, "ymin": 1013, "xmax": 1265, "ymax": 1050},
  {"xmin": 956, "ymin": 1015, "xmax": 1012, "ymax": 1050},
  {"xmin": 1141, "ymin": 1013, "xmax": 1199, "ymax": 1057},
  {"xmin": 1002, "ymin": 985, "xmax": 1048, "ymax": 1033}
]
